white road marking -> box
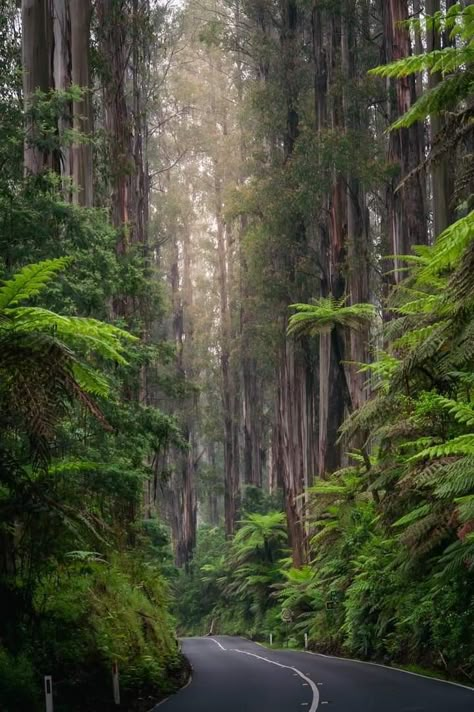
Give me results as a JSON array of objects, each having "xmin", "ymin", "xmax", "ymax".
[
  {"xmin": 241, "ymin": 636, "xmax": 473, "ymax": 693},
  {"xmin": 151, "ymin": 671, "xmax": 193, "ymax": 709},
  {"xmin": 304, "ymin": 650, "xmax": 474, "ymax": 692},
  {"xmin": 232, "ymin": 649, "xmax": 320, "ymax": 712},
  {"xmin": 209, "ymin": 637, "xmax": 227, "ymax": 651}
]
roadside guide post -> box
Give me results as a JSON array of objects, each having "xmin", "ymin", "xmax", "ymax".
[
  {"xmin": 112, "ymin": 661, "xmax": 120, "ymax": 705},
  {"xmin": 270, "ymin": 632, "xmax": 273, "ymax": 646},
  {"xmin": 304, "ymin": 632, "xmax": 308, "ymax": 650},
  {"xmin": 44, "ymin": 676, "xmax": 53, "ymax": 712}
]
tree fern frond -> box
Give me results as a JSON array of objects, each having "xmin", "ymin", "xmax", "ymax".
[
  {"xmin": 420, "ymin": 211, "xmax": 474, "ymax": 279},
  {"xmin": 8, "ymin": 307, "xmax": 136, "ymax": 364},
  {"xmin": 369, "ymin": 47, "xmax": 474, "ymax": 80},
  {"xmin": 71, "ymin": 362, "xmax": 111, "ymax": 397},
  {"xmin": 288, "ymin": 297, "xmax": 375, "ymax": 338},
  {"xmin": 393, "ymin": 504, "xmax": 431, "ymax": 528},
  {"xmin": 0, "ymin": 258, "xmax": 72, "ymax": 308},
  {"xmin": 455, "ymin": 494, "xmax": 474, "ymax": 524},
  {"xmin": 431, "ymin": 395, "xmax": 474, "ymax": 427},
  {"xmin": 411, "ymin": 434, "xmax": 474, "ymax": 461},
  {"xmin": 392, "ymin": 72, "xmax": 474, "ymax": 129}
]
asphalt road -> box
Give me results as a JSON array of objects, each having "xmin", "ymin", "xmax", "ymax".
[{"xmin": 154, "ymin": 635, "xmax": 474, "ymax": 712}]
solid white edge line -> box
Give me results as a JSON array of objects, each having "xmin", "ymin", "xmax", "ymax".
[
  {"xmin": 151, "ymin": 668, "xmax": 194, "ymax": 710},
  {"xmin": 233, "ymin": 648, "xmax": 319, "ymax": 712},
  {"xmin": 239, "ymin": 636, "xmax": 473, "ymax": 693},
  {"xmin": 303, "ymin": 650, "xmax": 474, "ymax": 692}
]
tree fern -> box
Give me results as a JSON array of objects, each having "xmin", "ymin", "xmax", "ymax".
[
  {"xmin": 288, "ymin": 297, "xmax": 375, "ymax": 338},
  {"xmin": 0, "ymin": 260, "xmax": 136, "ymax": 467}
]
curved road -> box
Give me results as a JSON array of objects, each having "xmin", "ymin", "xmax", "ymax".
[{"xmin": 154, "ymin": 636, "xmax": 474, "ymax": 712}]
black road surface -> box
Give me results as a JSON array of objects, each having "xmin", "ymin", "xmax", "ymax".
[{"xmin": 154, "ymin": 635, "xmax": 474, "ymax": 712}]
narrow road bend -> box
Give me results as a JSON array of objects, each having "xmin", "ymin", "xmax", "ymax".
[{"xmin": 154, "ymin": 635, "xmax": 474, "ymax": 712}]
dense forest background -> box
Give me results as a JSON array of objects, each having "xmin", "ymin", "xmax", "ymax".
[{"xmin": 0, "ymin": 0, "xmax": 473, "ymax": 709}]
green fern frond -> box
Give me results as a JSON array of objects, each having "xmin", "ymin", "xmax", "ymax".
[
  {"xmin": 8, "ymin": 307, "xmax": 136, "ymax": 364},
  {"xmin": 392, "ymin": 72, "xmax": 473, "ymax": 129},
  {"xmin": 455, "ymin": 494, "xmax": 474, "ymax": 524},
  {"xmin": 0, "ymin": 258, "xmax": 72, "ymax": 308},
  {"xmin": 288, "ymin": 297, "xmax": 375, "ymax": 338},
  {"xmin": 72, "ymin": 362, "xmax": 110, "ymax": 397},
  {"xmin": 420, "ymin": 211, "xmax": 474, "ymax": 279},
  {"xmin": 393, "ymin": 504, "xmax": 431, "ymax": 528},
  {"xmin": 431, "ymin": 395, "xmax": 474, "ymax": 426},
  {"xmin": 411, "ymin": 434, "xmax": 474, "ymax": 461},
  {"xmin": 369, "ymin": 47, "xmax": 474, "ymax": 80}
]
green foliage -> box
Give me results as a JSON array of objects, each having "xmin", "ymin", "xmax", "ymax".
[
  {"xmin": 288, "ymin": 297, "xmax": 376, "ymax": 338},
  {"xmin": 175, "ymin": 7, "xmax": 474, "ymax": 678},
  {"xmin": 369, "ymin": 4, "xmax": 474, "ymax": 130},
  {"xmin": 0, "ymin": 66, "xmax": 182, "ymax": 710},
  {"xmin": 0, "ymin": 649, "xmax": 37, "ymax": 712},
  {"xmin": 175, "ymin": 514, "xmax": 288, "ymax": 639}
]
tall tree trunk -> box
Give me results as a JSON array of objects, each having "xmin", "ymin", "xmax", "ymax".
[
  {"xmin": 22, "ymin": 0, "xmax": 53, "ymax": 174},
  {"xmin": 97, "ymin": 0, "xmax": 133, "ymax": 269},
  {"xmin": 342, "ymin": 2, "xmax": 370, "ymax": 414},
  {"xmin": 384, "ymin": 0, "xmax": 428, "ymax": 282},
  {"xmin": 426, "ymin": 0, "xmax": 453, "ymax": 237},
  {"xmin": 215, "ymin": 169, "xmax": 238, "ymax": 536},
  {"xmin": 70, "ymin": 0, "xmax": 93, "ymax": 206},
  {"xmin": 52, "ymin": 0, "xmax": 71, "ymax": 189},
  {"xmin": 313, "ymin": 2, "xmax": 347, "ymax": 475},
  {"xmin": 272, "ymin": 0, "xmax": 320, "ymax": 566}
]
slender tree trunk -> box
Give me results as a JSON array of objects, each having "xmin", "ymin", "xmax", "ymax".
[
  {"xmin": 342, "ymin": 2, "xmax": 370, "ymax": 413},
  {"xmin": 97, "ymin": 0, "xmax": 133, "ymax": 266},
  {"xmin": 22, "ymin": 0, "xmax": 53, "ymax": 174},
  {"xmin": 215, "ymin": 169, "xmax": 238, "ymax": 536},
  {"xmin": 384, "ymin": 0, "xmax": 428, "ymax": 282},
  {"xmin": 426, "ymin": 0, "xmax": 453, "ymax": 237},
  {"xmin": 52, "ymin": 0, "xmax": 71, "ymax": 190},
  {"xmin": 272, "ymin": 0, "xmax": 320, "ymax": 566},
  {"xmin": 314, "ymin": 3, "xmax": 347, "ymax": 475},
  {"xmin": 70, "ymin": 0, "xmax": 93, "ymax": 206}
]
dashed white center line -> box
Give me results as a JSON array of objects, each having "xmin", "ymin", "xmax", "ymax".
[
  {"xmin": 209, "ymin": 638, "xmax": 227, "ymax": 651},
  {"xmin": 232, "ymin": 649, "xmax": 320, "ymax": 712}
]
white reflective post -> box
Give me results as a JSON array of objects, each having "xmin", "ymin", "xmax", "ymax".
[
  {"xmin": 304, "ymin": 632, "xmax": 308, "ymax": 650},
  {"xmin": 44, "ymin": 676, "xmax": 53, "ymax": 712},
  {"xmin": 270, "ymin": 633, "xmax": 273, "ymax": 646},
  {"xmin": 112, "ymin": 662, "xmax": 120, "ymax": 705}
]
